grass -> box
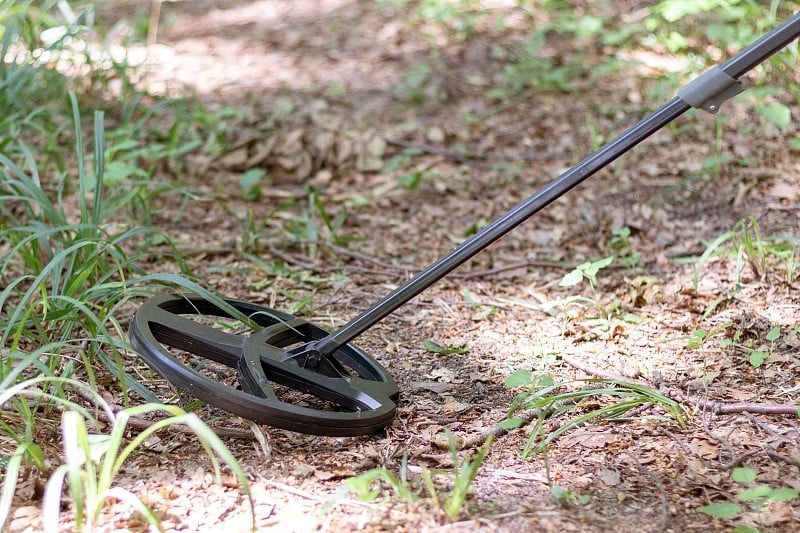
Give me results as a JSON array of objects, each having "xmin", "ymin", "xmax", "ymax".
[
  {"xmin": 689, "ymin": 216, "xmax": 798, "ymax": 295},
  {"xmin": 1, "ymin": 94, "xmax": 186, "ymax": 394},
  {"xmin": 338, "ymin": 433, "xmax": 493, "ymax": 521},
  {"xmin": 0, "ymin": 373, "xmax": 254, "ymax": 532},
  {"xmin": 501, "ymin": 371, "xmax": 686, "ymax": 459},
  {"xmin": 0, "ymin": 93, "xmax": 256, "ymax": 529},
  {"xmin": 1, "ymin": 4, "xmax": 257, "ymax": 529}
]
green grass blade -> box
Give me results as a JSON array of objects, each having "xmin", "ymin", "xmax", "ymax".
[
  {"xmin": 692, "ymin": 231, "xmax": 737, "ymax": 291},
  {"xmin": 0, "ymin": 444, "xmax": 30, "ymax": 529},
  {"xmin": 92, "ymin": 110, "xmax": 105, "ymax": 227},
  {"xmin": 42, "ymin": 465, "xmax": 69, "ymax": 533}
]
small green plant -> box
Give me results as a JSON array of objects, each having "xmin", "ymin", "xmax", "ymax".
[
  {"xmin": 608, "ymin": 227, "xmax": 643, "ymax": 269},
  {"xmin": 539, "ymin": 294, "xmax": 642, "ymax": 332},
  {"xmin": 339, "ymin": 432, "xmax": 492, "ymax": 522},
  {"xmin": 698, "ymin": 467, "xmax": 799, "ymax": 532},
  {"xmin": 559, "ymin": 256, "xmax": 614, "ymax": 290},
  {"xmin": 381, "ymin": 0, "xmax": 485, "ymax": 44},
  {"xmin": 501, "ymin": 371, "xmax": 686, "ymax": 458},
  {"xmin": 550, "ymin": 484, "xmax": 591, "ymax": 507},
  {"xmin": 382, "ymin": 147, "xmax": 442, "ymax": 190},
  {"xmin": 682, "ymin": 324, "xmax": 731, "ymax": 350},
  {"xmin": 720, "ymin": 325, "xmax": 782, "ymax": 368},
  {"xmin": 285, "ymin": 185, "xmax": 350, "ymax": 257},
  {"xmin": 383, "ymin": 147, "xmax": 424, "ymax": 173},
  {"xmin": 552, "ymin": 253, "xmax": 645, "ymax": 328},
  {"xmin": 421, "ymin": 433, "xmax": 493, "ymax": 520},
  {"xmin": 460, "ymin": 287, "xmax": 496, "ymax": 321},
  {"xmin": 239, "ymin": 168, "xmax": 268, "ymax": 201},
  {"xmin": 344, "ymin": 464, "xmax": 417, "ymax": 504},
  {"xmin": 489, "ymin": 4, "xmax": 617, "ymax": 101},
  {"xmin": 395, "ymin": 61, "xmax": 438, "ymax": 105},
  {"xmin": 422, "ymin": 339, "xmax": 469, "ymax": 355},
  {"xmin": 692, "ymin": 216, "xmax": 798, "ymax": 293}
]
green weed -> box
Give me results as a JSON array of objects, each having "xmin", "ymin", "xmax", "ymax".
[
  {"xmin": 284, "ymin": 185, "xmax": 350, "ymax": 258},
  {"xmin": 380, "ymin": 0, "xmax": 486, "ymax": 44},
  {"xmin": 238, "ymin": 168, "xmax": 268, "ymax": 201},
  {"xmin": 383, "ymin": 147, "xmax": 442, "ymax": 190},
  {"xmin": 559, "ymin": 256, "xmax": 614, "ymax": 290},
  {"xmin": 720, "ymin": 325, "xmax": 782, "ymax": 369},
  {"xmin": 551, "ymin": 251, "xmax": 649, "ymax": 328},
  {"xmin": 460, "ymin": 287, "xmax": 496, "ymax": 321},
  {"xmin": 0, "ymin": 375, "xmax": 253, "ymax": 532},
  {"xmin": 422, "ymin": 432, "xmax": 493, "ymax": 520},
  {"xmin": 550, "ymin": 484, "xmax": 591, "ymax": 507},
  {"xmin": 501, "ymin": 371, "xmax": 686, "ymax": 459},
  {"xmin": 608, "ymin": 227, "xmax": 643, "ymax": 270},
  {"xmin": 698, "ymin": 467, "xmax": 799, "ymax": 532},
  {"xmin": 395, "ymin": 61, "xmax": 438, "ymax": 105},
  {"xmin": 339, "ymin": 433, "xmax": 493, "ymax": 522},
  {"xmin": 0, "ymin": 96, "xmax": 188, "ymax": 392},
  {"xmin": 691, "ymin": 216, "xmax": 798, "ymax": 293},
  {"xmin": 344, "ymin": 458, "xmax": 416, "ymax": 504},
  {"xmin": 421, "ymin": 339, "xmax": 468, "ymax": 355}
]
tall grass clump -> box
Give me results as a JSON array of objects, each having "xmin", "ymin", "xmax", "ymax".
[
  {"xmin": 2, "ymin": 94, "xmax": 176, "ymax": 393},
  {"xmin": 0, "ymin": 89, "xmax": 259, "ymax": 529},
  {"xmin": 1, "ymin": 3, "xmax": 253, "ymax": 530}
]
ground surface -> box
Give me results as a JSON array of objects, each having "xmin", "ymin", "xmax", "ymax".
[{"xmin": 6, "ymin": 1, "xmax": 800, "ymax": 532}]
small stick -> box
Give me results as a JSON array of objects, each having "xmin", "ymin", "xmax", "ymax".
[{"xmin": 624, "ymin": 451, "xmax": 670, "ymax": 531}]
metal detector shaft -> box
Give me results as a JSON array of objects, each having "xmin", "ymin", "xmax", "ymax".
[{"xmin": 314, "ymin": 12, "xmax": 800, "ymax": 357}]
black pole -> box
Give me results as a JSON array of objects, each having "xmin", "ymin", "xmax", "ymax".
[{"xmin": 314, "ymin": 11, "xmax": 800, "ymax": 357}]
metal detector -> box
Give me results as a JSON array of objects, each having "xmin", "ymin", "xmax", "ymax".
[{"xmin": 129, "ymin": 13, "xmax": 800, "ymax": 436}]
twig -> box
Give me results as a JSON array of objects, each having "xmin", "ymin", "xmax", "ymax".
[
  {"xmin": 267, "ymin": 241, "xmax": 316, "ymax": 270},
  {"xmin": 700, "ymin": 417, "xmax": 742, "ymax": 470},
  {"xmin": 270, "ymin": 239, "xmax": 568, "ymax": 283},
  {"xmin": 456, "ymin": 260, "xmax": 568, "ymax": 280},
  {"xmin": 656, "ymin": 427, "xmax": 693, "ymax": 457},
  {"xmin": 450, "ymin": 402, "xmax": 577, "ymax": 451},
  {"xmin": 623, "ymin": 451, "xmax": 669, "ymax": 531},
  {"xmin": 670, "ymin": 390, "xmax": 800, "ymax": 416},
  {"xmin": 764, "ymin": 448, "xmax": 800, "ymax": 469},
  {"xmin": 384, "ymin": 137, "xmax": 477, "ymax": 163},
  {"xmin": 560, "ymin": 354, "xmax": 632, "ymax": 383},
  {"xmin": 703, "ymin": 401, "xmax": 800, "ymax": 415},
  {"xmin": 261, "ymin": 479, "xmax": 373, "ymax": 508},
  {"xmin": 743, "ymin": 412, "xmax": 800, "ymax": 445}
]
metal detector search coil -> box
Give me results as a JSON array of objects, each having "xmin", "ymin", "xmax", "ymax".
[
  {"xmin": 129, "ymin": 12, "xmax": 800, "ymax": 436},
  {"xmin": 130, "ymin": 294, "xmax": 398, "ymax": 436}
]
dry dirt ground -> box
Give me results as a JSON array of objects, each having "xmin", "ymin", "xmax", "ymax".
[{"xmin": 6, "ymin": 1, "xmax": 800, "ymax": 532}]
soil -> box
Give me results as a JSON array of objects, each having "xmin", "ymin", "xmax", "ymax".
[{"xmin": 5, "ymin": 1, "xmax": 800, "ymax": 532}]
